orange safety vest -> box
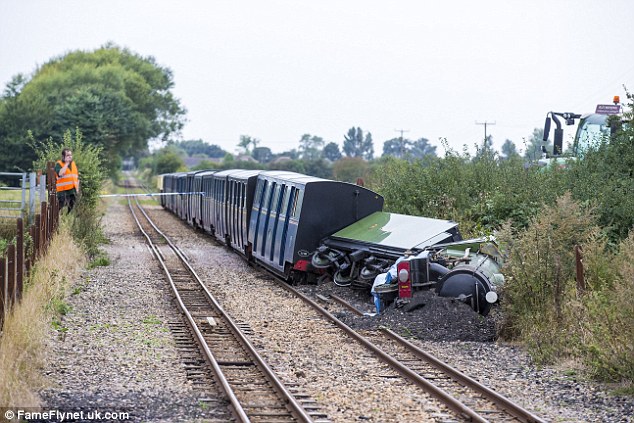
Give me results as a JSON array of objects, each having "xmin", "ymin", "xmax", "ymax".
[{"xmin": 56, "ymin": 160, "xmax": 79, "ymax": 192}]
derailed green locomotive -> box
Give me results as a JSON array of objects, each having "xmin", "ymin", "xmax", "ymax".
[
  {"xmin": 312, "ymin": 211, "xmax": 503, "ymax": 315},
  {"xmin": 160, "ymin": 169, "xmax": 503, "ymax": 316}
]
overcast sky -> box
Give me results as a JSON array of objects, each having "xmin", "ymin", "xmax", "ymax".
[{"xmin": 1, "ymin": 0, "xmax": 633, "ymax": 155}]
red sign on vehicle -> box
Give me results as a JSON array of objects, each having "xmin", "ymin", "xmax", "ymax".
[{"xmin": 595, "ymin": 104, "xmax": 621, "ymax": 115}]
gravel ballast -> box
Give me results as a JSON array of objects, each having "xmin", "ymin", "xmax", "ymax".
[
  {"xmin": 38, "ymin": 202, "xmax": 633, "ymax": 422},
  {"xmin": 39, "ymin": 201, "xmax": 229, "ymax": 422},
  {"xmin": 151, "ymin": 207, "xmax": 633, "ymax": 423}
]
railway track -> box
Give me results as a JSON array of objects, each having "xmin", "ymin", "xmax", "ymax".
[
  {"xmin": 309, "ymin": 291, "xmax": 547, "ymax": 423},
  {"xmin": 124, "ymin": 174, "xmax": 545, "ymax": 422},
  {"xmin": 126, "ymin": 188, "xmax": 326, "ymax": 423}
]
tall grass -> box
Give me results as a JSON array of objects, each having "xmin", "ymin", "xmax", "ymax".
[{"xmin": 0, "ymin": 220, "xmax": 85, "ymax": 407}]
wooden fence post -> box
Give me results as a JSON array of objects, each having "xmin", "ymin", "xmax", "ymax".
[
  {"xmin": 0, "ymin": 257, "xmax": 5, "ymax": 326},
  {"xmin": 575, "ymin": 245, "xmax": 585, "ymax": 294},
  {"xmin": 16, "ymin": 218, "xmax": 24, "ymax": 301},
  {"xmin": 7, "ymin": 244, "xmax": 16, "ymax": 308},
  {"xmin": 34, "ymin": 214, "xmax": 41, "ymax": 259},
  {"xmin": 40, "ymin": 201, "xmax": 47, "ymax": 253}
]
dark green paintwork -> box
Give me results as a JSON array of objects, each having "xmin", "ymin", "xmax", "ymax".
[{"xmin": 331, "ymin": 211, "xmax": 457, "ymax": 250}]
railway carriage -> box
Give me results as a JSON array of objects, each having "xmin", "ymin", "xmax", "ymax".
[
  {"xmin": 248, "ymin": 171, "xmax": 384, "ymax": 281},
  {"xmin": 174, "ymin": 173, "xmax": 189, "ymax": 220},
  {"xmin": 208, "ymin": 170, "xmax": 239, "ymax": 243},
  {"xmin": 162, "ymin": 172, "xmax": 186, "ymax": 213},
  {"xmin": 191, "ymin": 170, "xmax": 216, "ymax": 228},
  {"xmin": 226, "ymin": 170, "xmax": 262, "ymax": 255}
]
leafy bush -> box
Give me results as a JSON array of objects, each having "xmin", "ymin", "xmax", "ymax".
[
  {"xmin": 496, "ymin": 194, "xmax": 607, "ymax": 360},
  {"xmin": 579, "ymin": 232, "xmax": 634, "ymax": 383},
  {"xmin": 370, "ymin": 147, "xmax": 566, "ymax": 237},
  {"xmin": 565, "ymin": 114, "xmax": 634, "ymax": 244},
  {"xmin": 32, "ymin": 128, "xmax": 105, "ymax": 210},
  {"xmin": 32, "ymin": 128, "xmax": 107, "ymax": 257}
]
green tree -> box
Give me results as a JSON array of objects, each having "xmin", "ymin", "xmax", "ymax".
[
  {"xmin": 303, "ymin": 159, "xmax": 332, "ymax": 179},
  {"xmin": 382, "ymin": 138, "xmax": 408, "ymax": 158},
  {"xmin": 473, "ymin": 135, "xmax": 496, "ymax": 162},
  {"xmin": 154, "ymin": 146, "xmax": 185, "ymax": 174},
  {"xmin": 175, "ymin": 140, "xmax": 226, "ymax": 158},
  {"xmin": 269, "ymin": 159, "xmax": 305, "ymax": 173},
  {"xmin": 0, "ymin": 44, "xmax": 185, "ymax": 172},
  {"xmin": 524, "ymin": 128, "xmax": 549, "ymax": 161},
  {"xmin": 252, "ymin": 146, "xmax": 273, "ymax": 163},
  {"xmin": 382, "ymin": 137, "xmax": 436, "ymax": 159},
  {"xmin": 323, "ymin": 142, "xmax": 342, "ymax": 161},
  {"xmin": 343, "ymin": 127, "xmax": 373, "ymax": 160},
  {"xmin": 500, "ymin": 139, "xmax": 519, "ymax": 160},
  {"xmin": 299, "ymin": 134, "xmax": 325, "ymax": 161},
  {"xmin": 333, "ymin": 157, "xmax": 370, "ymax": 183},
  {"xmin": 409, "ymin": 138, "xmax": 437, "ymax": 158},
  {"xmin": 238, "ymin": 135, "xmax": 259, "ymax": 154}
]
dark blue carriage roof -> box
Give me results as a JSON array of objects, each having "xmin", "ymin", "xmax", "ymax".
[
  {"xmin": 187, "ymin": 169, "xmax": 214, "ymax": 176},
  {"xmin": 194, "ymin": 170, "xmax": 217, "ymax": 179},
  {"xmin": 228, "ymin": 169, "xmax": 263, "ymax": 181},
  {"xmin": 212, "ymin": 169, "xmax": 245, "ymax": 179},
  {"xmin": 259, "ymin": 170, "xmax": 328, "ymax": 185}
]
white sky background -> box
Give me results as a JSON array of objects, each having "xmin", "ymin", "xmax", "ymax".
[{"xmin": 1, "ymin": 0, "xmax": 633, "ymax": 155}]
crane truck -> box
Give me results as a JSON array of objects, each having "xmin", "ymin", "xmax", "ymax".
[{"xmin": 539, "ymin": 96, "xmax": 625, "ymax": 167}]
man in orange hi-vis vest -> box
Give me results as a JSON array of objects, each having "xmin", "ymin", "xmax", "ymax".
[{"xmin": 55, "ymin": 148, "xmax": 80, "ymax": 212}]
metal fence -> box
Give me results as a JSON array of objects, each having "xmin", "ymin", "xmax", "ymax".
[
  {"xmin": 1, "ymin": 164, "xmax": 59, "ymax": 329},
  {"xmin": 0, "ymin": 172, "xmax": 47, "ymax": 222}
]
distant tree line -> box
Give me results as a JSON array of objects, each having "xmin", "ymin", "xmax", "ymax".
[{"xmin": 1, "ymin": 44, "xmax": 546, "ymax": 181}]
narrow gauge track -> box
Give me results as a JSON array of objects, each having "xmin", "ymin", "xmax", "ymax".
[
  {"xmin": 126, "ymin": 189, "xmax": 320, "ymax": 423},
  {"xmin": 307, "ymin": 292, "xmax": 547, "ymax": 423},
  {"xmin": 144, "ymin": 203, "xmax": 547, "ymax": 423}
]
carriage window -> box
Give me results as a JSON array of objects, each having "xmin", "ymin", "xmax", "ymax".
[
  {"xmin": 271, "ymin": 184, "xmax": 281, "ymax": 214},
  {"xmin": 254, "ymin": 180, "xmax": 264, "ymax": 205},
  {"xmin": 292, "ymin": 190, "xmax": 304, "ymax": 217},
  {"xmin": 261, "ymin": 181, "xmax": 272, "ymax": 210},
  {"xmin": 279, "ymin": 186, "xmax": 290, "ymax": 216}
]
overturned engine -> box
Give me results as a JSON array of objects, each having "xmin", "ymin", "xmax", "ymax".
[{"xmin": 312, "ymin": 234, "xmax": 504, "ymax": 316}]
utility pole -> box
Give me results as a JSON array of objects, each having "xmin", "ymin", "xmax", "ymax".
[
  {"xmin": 394, "ymin": 129, "xmax": 409, "ymax": 158},
  {"xmin": 475, "ymin": 121, "xmax": 496, "ymax": 143}
]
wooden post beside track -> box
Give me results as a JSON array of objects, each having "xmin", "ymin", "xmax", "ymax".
[
  {"xmin": 6, "ymin": 244, "xmax": 16, "ymax": 308},
  {"xmin": 16, "ymin": 218, "xmax": 24, "ymax": 301}
]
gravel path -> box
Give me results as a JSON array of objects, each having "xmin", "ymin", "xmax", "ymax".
[{"xmin": 39, "ymin": 201, "xmax": 230, "ymax": 422}]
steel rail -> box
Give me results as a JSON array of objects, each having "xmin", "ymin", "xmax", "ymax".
[
  {"xmin": 329, "ymin": 293, "xmax": 546, "ymax": 423},
  {"xmin": 129, "ymin": 194, "xmax": 314, "ymax": 423},
  {"xmin": 127, "ymin": 196, "xmax": 250, "ymax": 423},
  {"xmin": 270, "ymin": 278, "xmax": 487, "ymax": 423}
]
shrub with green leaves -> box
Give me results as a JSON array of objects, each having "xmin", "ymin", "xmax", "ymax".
[
  {"xmin": 496, "ymin": 194, "xmax": 607, "ymax": 359},
  {"xmin": 32, "ymin": 128, "xmax": 105, "ymax": 210},
  {"xmin": 370, "ymin": 147, "xmax": 566, "ymax": 237},
  {"xmin": 32, "ymin": 128, "xmax": 107, "ymax": 257},
  {"xmin": 579, "ymin": 231, "xmax": 634, "ymax": 383}
]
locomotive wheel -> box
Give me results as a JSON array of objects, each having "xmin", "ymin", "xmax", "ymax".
[
  {"xmin": 333, "ymin": 269, "xmax": 353, "ymax": 287},
  {"xmin": 311, "ymin": 248, "xmax": 346, "ymax": 269}
]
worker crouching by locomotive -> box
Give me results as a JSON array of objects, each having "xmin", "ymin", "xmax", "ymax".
[{"xmin": 369, "ymin": 240, "xmax": 503, "ymax": 315}]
